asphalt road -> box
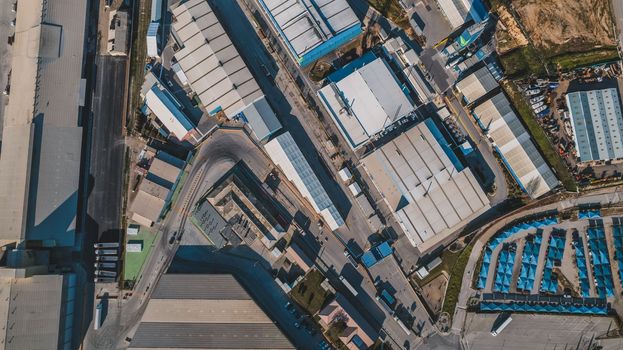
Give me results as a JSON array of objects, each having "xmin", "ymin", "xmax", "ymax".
[
  {"xmin": 0, "ymin": 0, "xmax": 15, "ymax": 144},
  {"xmin": 86, "ymin": 55, "xmax": 128, "ymax": 244}
]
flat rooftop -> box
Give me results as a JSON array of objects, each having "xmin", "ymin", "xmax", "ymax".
[
  {"xmin": 361, "ymin": 119, "xmax": 490, "ymax": 250},
  {"xmin": 455, "ymin": 66, "xmax": 498, "ymax": 104},
  {"xmin": 318, "ymin": 54, "xmax": 414, "ymax": 149},
  {"xmin": 0, "ymin": 0, "xmax": 87, "ymax": 245}
]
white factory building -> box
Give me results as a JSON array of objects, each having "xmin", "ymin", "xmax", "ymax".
[
  {"xmin": 455, "ymin": 66, "xmax": 498, "ymax": 104},
  {"xmin": 566, "ymin": 88, "xmax": 623, "ymax": 162},
  {"xmin": 317, "ymin": 53, "xmax": 415, "ymax": 149},
  {"xmin": 256, "ymin": 0, "xmax": 361, "ymax": 67},
  {"xmin": 437, "ymin": 0, "xmax": 489, "ymax": 29},
  {"xmin": 473, "ymin": 93, "xmax": 559, "ymax": 198},
  {"xmin": 361, "ymin": 119, "xmax": 490, "ymax": 252},
  {"xmin": 171, "ymin": 0, "xmax": 263, "ymax": 116},
  {"xmin": 265, "ymin": 132, "xmax": 344, "ymax": 230}
]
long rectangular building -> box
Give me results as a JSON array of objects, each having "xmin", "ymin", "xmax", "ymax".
[
  {"xmin": 437, "ymin": 0, "xmax": 489, "ymax": 29},
  {"xmin": 455, "ymin": 66, "xmax": 498, "ymax": 104},
  {"xmin": 264, "ymin": 132, "xmax": 344, "ymax": 230},
  {"xmin": 0, "ymin": 0, "xmax": 87, "ymax": 246},
  {"xmin": 171, "ymin": 0, "xmax": 263, "ymax": 116},
  {"xmin": 566, "ymin": 88, "xmax": 623, "ymax": 162},
  {"xmin": 257, "ymin": 0, "xmax": 362, "ymax": 66},
  {"xmin": 473, "ymin": 93, "xmax": 558, "ymax": 198},
  {"xmin": 361, "ymin": 119, "xmax": 490, "ymax": 251},
  {"xmin": 129, "ymin": 274, "xmax": 294, "ymax": 350}
]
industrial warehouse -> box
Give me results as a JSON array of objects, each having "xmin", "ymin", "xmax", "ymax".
[
  {"xmin": 317, "ymin": 53, "xmax": 415, "ymax": 150},
  {"xmin": 566, "ymin": 87, "xmax": 623, "ymax": 162},
  {"xmin": 129, "ymin": 274, "xmax": 295, "ymax": 349},
  {"xmin": 171, "ymin": 0, "xmax": 263, "ymax": 116},
  {"xmin": 361, "ymin": 119, "xmax": 490, "ymax": 251},
  {"xmin": 455, "ymin": 66, "xmax": 499, "ymax": 105},
  {"xmin": 473, "ymin": 92, "xmax": 559, "ymax": 198},
  {"xmin": 256, "ymin": 0, "xmax": 361, "ymax": 66}
]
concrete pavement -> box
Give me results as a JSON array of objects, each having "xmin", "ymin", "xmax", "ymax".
[{"xmin": 0, "ymin": 0, "xmax": 15, "ymax": 142}]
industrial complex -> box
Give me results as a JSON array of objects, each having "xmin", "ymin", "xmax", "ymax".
[{"xmin": 2, "ymin": 0, "xmax": 623, "ymax": 348}]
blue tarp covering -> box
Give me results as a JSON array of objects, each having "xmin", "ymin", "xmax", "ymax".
[
  {"xmin": 578, "ymin": 209, "xmax": 601, "ymax": 219},
  {"xmin": 493, "ymin": 243, "xmax": 516, "ymax": 293},
  {"xmin": 480, "ymin": 301, "xmax": 608, "ymax": 315},
  {"xmin": 572, "ymin": 232, "xmax": 591, "ymax": 297},
  {"xmin": 517, "ymin": 233, "xmax": 542, "ymax": 291},
  {"xmin": 612, "ymin": 220, "xmax": 623, "ymax": 286},
  {"xmin": 587, "ymin": 220, "xmax": 615, "ymax": 298},
  {"xmin": 540, "ymin": 230, "xmax": 565, "ymax": 294},
  {"xmin": 362, "ymin": 241, "xmax": 393, "ymax": 268},
  {"xmin": 476, "ymin": 215, "xmax": 558, "ymax": 290}
]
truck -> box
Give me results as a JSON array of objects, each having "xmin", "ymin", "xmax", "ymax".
[
  {"xmin": 94, "ymin": 303, "xmax": 102, "ymax": 330},
  {"xmin": 94, "ymin": 262, "xmax": 117, "ymax": 269},
  {"xmin": 96, "ymin": 255, "xmax": 119, "ymax": 262},
  {"xmin": 491, "ymin": 315, "xmax": 512, "ymax": 336},
  {"xmin": 94, "ymin": 242, "xmax": 120, "ymax": 249},
  {"xmin": 339, "ymin": 275, "xmax": 358, "ymax": 297},
  {"xmin": 95, "ymin": 249, "xmax": 117, "ymax": 255},
  {"xmin": 95, "ymin": 270, "xmax": 117, "ymax": 277}
]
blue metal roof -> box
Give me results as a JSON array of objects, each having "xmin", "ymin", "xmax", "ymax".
[{"xmin": 480, "ymin": 301, "xmax": 608, "ymax": 315}]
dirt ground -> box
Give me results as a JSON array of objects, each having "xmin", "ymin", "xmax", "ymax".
[
  {"xmin": 511, "ymin": 0, "xmax": 616, "ymax": 55},
  {"xmin": 420, "ymin": 273, "xmax": 448, "ymax": 316},
  {"xmin": 494, "ymin": 5, "xmax": 528, "ymax": 54}
]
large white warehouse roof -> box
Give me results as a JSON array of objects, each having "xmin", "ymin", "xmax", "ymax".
[
  {"xmin": 455, "ymin": 66, "xmax": 498, "ymax": 104},
  {"xmin": 318, "ymin": 55, "xmax": 414, "ymax": 149},
  {"xmin": 473, "ymin": 93, "xmax": 558, "ymax": 198},
  {"xmin": 171, "ymin": 0, "xmax": 263, "ymax": 116},
  {"xmin": 361, "ymin": 119, "xmax": 490, "ymax": 251}
]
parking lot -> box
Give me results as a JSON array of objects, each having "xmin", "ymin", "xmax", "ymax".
[{"xmin": 463, "ymin": 312, "xmax": 617, "ymax": 350}]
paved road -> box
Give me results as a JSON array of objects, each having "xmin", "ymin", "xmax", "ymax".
[
  {"xmin": 0, "ymin": 0, "xmax": 15, "ymax": 144},
  {"xmin": 86, "ymin": 55, "xmax": 128, "ymax": 244}
]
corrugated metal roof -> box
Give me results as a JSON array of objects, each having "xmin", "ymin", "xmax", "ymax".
[
  {"xmin": 318, "ymin": 57, "xmax": 414, "ymax": 149},
  {"xmin": 473, "ymin": 93, "xmax": 558, "ymax": 198},
  {"xmin": 264, "ymin": 132, "xmax": 344, "ymax": 230},
  {"xmin": 145, "ymin": 86, "xmax": 194, "ymax": 140},
  {"xmin": 152, "ymin": 274, "xmax": 252, "ymax": 300},
  {"xmin": 238, "ymin": 96, "xmax": 282, "ymax": 141},
  {"xmin": 130, "ymin": 322, "xmax": 295, "ymax": 349},
  {"xmin": 566, "ymin": 88, "xmax": 623, "ymax": 162},
  {"xmin": 361, "ymin": 120, "xmax": 490, "ymax": 250},
  {"xmin": 171, "ymin": 0, "xmax": 262, "ymax": 116},
  {"xmin": 455, "ymin": 66, "xmax": 498, "ymax": 104},
  {"xmin": 259, "ymin": 0, "xmax": 359, "ymax": 58}
]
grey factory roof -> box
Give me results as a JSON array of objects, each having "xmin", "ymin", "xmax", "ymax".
[
  {"xmin": 318, "ymin": 56, "xmax": 414, "ymax": 149},
  {"xmin": 258, "ymin": 0, "xmax": 360, "ymax": 58},
  {"xmin": 566, "ymin": 88, "xmax": 623, "ymax": 162},
  {"xmin": 473, "ymin": 92, "xmax": 558, "ymax": 198},
  {"xmin": 237, "ymin": 96, "xmax": 282, "ymax": 142},
  {"xmin": 0, "ymin": 0, "xmax": 87, "ymax": 245},
  {"xmin": 437, "ymin": 0, "xmax": 473, "ymax": 28},
  {"xmin": 264, "ymin": 132, "xmax": 344, "ymax": 230},
  {"xmin": 455, "ymin": 66, "xmax": 498, "ymax": 104},
  {"xmin": 129, "ymin": 274, "xmax": 294, "ymax": 349},
  {"xmin": 361, "ymin": 119, "xmax": 490, "ymax": 251},
  {"xmin": 171, "ymin": 0, "xmax": 263, "ymax": 116},
  {"xmin": 0, "ymin": 270, "xmax": 74, "ymax": 350}
]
